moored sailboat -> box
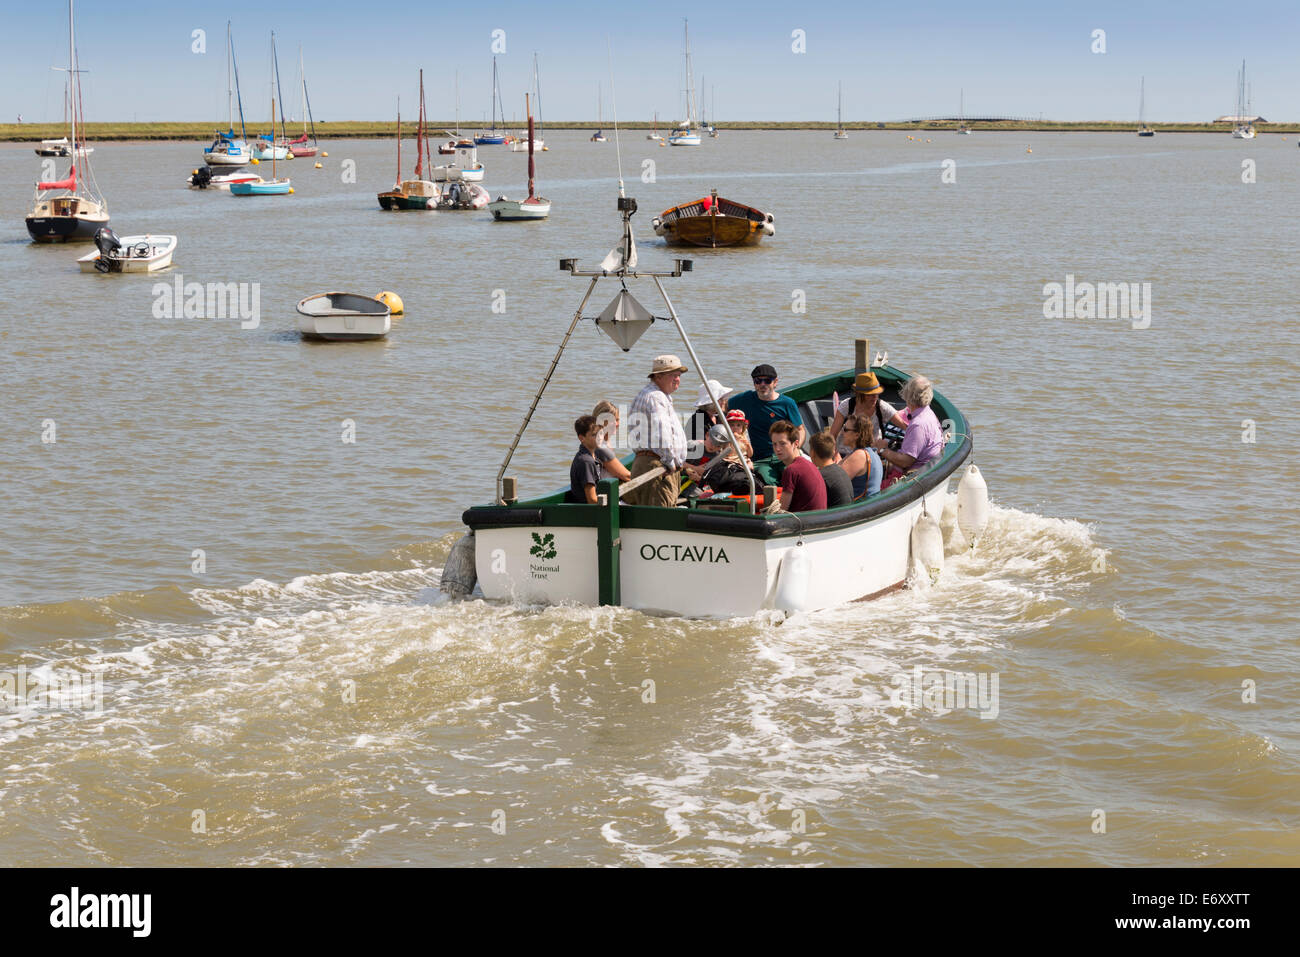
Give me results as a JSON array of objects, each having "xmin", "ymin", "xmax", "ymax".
[
  {"xmin": 287, "ymin": 46, "xmax": 319, "ymax": 158},
  {"xmin": 511, "ymin": 55, "xmax": 546, "ymax": 152},
  {"xmin": 1231, "ymin": 61, "xmax": 1256, "ymax": 138},
  {"xmin": 668, "ymin": 20, "xmax": 702, "ymax": 146},
  {"xmin": 475, "ymin": 57, "xmax": 510, "ymax": 145},
  {"xmin": 834, "ymin": 82, "xmax": 848, "ymax": 139},
  {"xmin": 488, "ymin": 94, "xmax": 551, "ymax": 221},
  {"xmin": 378, "ymin": 73, "xmax": 440, "ymax": 210},
  {"xmin": 1137, "ymin": 77, "xmax": 1154, "ymax": 136},
  {"xmin": 250, "ymin": 34, "xmax": 293, "ymax": 160},
  {"xmin": 203, "ymin": 22, "xmax": 251, "ymax": 166},
  {"xmin": 26, "ymin": 0, "xmax": 109, "ymax": 243}
]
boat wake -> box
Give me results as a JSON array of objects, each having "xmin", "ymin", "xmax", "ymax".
[{"xmin": 0, "ymin": 497, "xmax": 1108, "ymax": 865}]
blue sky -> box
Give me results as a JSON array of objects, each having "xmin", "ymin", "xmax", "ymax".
[{"xmin": 7, "ymin": 0, "xmax": 1298, "ymax": 123}]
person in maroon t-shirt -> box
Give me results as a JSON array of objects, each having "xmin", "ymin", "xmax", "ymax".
[{"xmin": 770, "ymin": 419, "xmax": 826, "ymax": 512}]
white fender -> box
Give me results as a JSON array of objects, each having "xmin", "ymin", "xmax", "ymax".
[
  {"xmin": 956, "ymin": 464, "xmax": 990, "ymax": 546},
  {"xmin": 440, "ymin": 530, "xmax": 478, "ymax": 598},
  {"xmin": 773, "ymin": 543, "xmax": 811, "ymax": 613},
  {"xmin": 910, "ymin": 512, "xmax": 944, "ymax": 585}
]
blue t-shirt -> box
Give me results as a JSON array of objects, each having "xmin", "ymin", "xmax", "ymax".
[{"xmin": 728, "ymin": 391, "xmax": 803, "ymax": 459}]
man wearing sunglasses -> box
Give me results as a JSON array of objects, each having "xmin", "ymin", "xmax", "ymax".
[{"xmin": 726, "ymin": 363, "xmax": 803, "ymax": 460}]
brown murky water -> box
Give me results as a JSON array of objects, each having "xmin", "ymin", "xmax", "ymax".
[{"xmin": 1, "ymin": 131, "xmax": 1296, "ymax": 865}]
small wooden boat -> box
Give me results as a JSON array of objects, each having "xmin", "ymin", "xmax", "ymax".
[
  {"xmin": 296, "ymin": 292, "xmax": 391, "ymax": 341},
  {"xmin": 653, "ymin": 189, "xmax": 774, "ymax": 248},
  {"xmin": 488, "ymin": 94, "xmax": 550, "ymax": 221},
  {"xmin": 78, "ymin": 229, "xmax": 176, "ymax": 273},
  {"xmin": 188, "ymin": 167, "xmax": 263, "ymax": 190}
]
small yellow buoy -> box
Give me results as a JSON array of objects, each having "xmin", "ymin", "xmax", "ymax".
[
  {"xmin": 1026, "ymin": 147, "xmax": 1033, "ymax": 153},
  {"xmin": 322, "ymin": 151, "xmax": 329, "ymax": 157},
  {"xmin": 314, "ymin": 162, "xmax": 323, "ymax": 169},
  {"xmin": 192, "ymin": 169, "xmax": 199, "ymax": 175},
  {"xmin": 375, "ymin": 291, "xmax": 404, "ymax": 315},
  {"xmin": 250, "ymin": 157, "xmax": 260, "ymax": 165},
  {"xmin": 288, "ymin": 187, "xmax": 295, "ymax": 193}
]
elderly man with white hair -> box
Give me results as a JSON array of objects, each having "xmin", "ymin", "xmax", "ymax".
[
  {"xmin": 876, "ymin": 375, "xmax": 945, "ymax": 479},
  {"xmin": 626, "ymin": 354, "xmax": 691, "ymax": 507}
]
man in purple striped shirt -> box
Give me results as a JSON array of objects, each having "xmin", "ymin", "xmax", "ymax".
[{"xmin": 878, "ymin": 375, "xmax": 945, "ymax": 476}]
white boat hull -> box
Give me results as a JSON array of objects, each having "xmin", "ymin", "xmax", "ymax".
[
  {"xmin": 78, "ymin": 235, "xmax": 177, "ymax": 273},
  {"xmin": 297, "ymin": 312, "xmax": 390, "ymax": 341},
  {"xmin": 250, "ymin": 144, "xmax": 290, "ymax": 160},
  {"xmin": 509, "ymin": 138, "xmax": 543, "ymax": 152},
  {"xmin": 471, "ymin": 483, "xmax": 949, "ymax": 618},
  {"xmin": 669, "ymin": 132, "xmax": 702, "ymax": 146},
  {"xmin": 488, "ymin": 197, "xmax": 551, "ymax": 220},
  {"xmin": 431, "ymin": 164, "xmax": 485, "ymax": 182}
]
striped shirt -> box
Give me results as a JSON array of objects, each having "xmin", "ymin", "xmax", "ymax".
[{"xmin": 630, "ymin": 381, "xmax": 688, "ymax": 470}]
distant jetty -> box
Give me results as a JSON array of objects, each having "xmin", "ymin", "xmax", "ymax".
[{"xmin": 1, "ymin": 119, "xmax": 1296, "ymax": 142}]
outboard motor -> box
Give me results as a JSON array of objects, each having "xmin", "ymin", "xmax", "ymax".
[
  {"xmin": 190, "ymin": 166, "xmax": 213, "ymax": 189},
  {"xmin": 92, "ymin": 227, "xmax": 120, "ymax": 272},
  {"xmin": 94, "ymin": 227, "xmax": 121, "ymax": 258}
]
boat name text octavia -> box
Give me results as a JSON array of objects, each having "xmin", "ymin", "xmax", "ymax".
[{"xmin": 638, "ymin": 543, "xmax": 730, "ymax": 564}]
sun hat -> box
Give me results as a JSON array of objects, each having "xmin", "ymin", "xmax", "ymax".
[
  {"xmin": 648, "ymin": 354, "xmax": 688, "ymax": 377},
  {"xmin": 694, "ymin": 379, "xmax": 734, "ymax": 409},
  {"xmin": 853, "ymin": 372, "xmax": 885, "ymax": 395}
]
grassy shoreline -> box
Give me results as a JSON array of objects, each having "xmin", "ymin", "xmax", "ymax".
[{"xmin": 2, "ymin": 120, "xmax": 1296, "ymax": 142}]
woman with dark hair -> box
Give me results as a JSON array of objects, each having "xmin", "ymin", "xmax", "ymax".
[{"xmin": 836, "ymin": 414, "xmax": 883, "ymax": 500}]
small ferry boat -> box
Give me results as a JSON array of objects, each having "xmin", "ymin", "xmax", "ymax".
[
  {"xmin": 445, "ymin": 195, "xmax": 986, "ymax": 618},
  {"xmin": 653, "ymin": 189, "xmax": 774, "ymax": 247}
]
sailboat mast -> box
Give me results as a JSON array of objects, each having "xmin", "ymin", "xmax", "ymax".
[
  {"xmin": 226, "ymin": 21, "xmax": 233, "ymax": 131},
  {"xmin": 527, "ymin": 93, "xmax": 535, "ymax": 199},
  {"xmin": 272, "ymin": 34, "xmax": 287, "ymax": 142},
  {"xmin": 396, "ymin": 97, "xmax": 401, "ymax": 183},
  {"xmin": 302, "ymin": 53, "xmax": 317, "ymax": 146},
  {"xmin": 683, "ymin": 19, "xmax": 696, "ymax": 127},
  {"xmin": 838, "ymin": 81, "xmax": 842, "ymax": 127},
  {"xmin": 415, "ymin": 69, "xmax": 424, "ymax": 177},
  {"xmin": 271, "ymin": 97, "xmax": 277, "ymax": 178},
  {"xmin": 454, "ymin": 70, "xmax": 460, "ymax": 135},
  {"xmin": 490, "ymin": 57, "xmax": 499, "ymax": 132},
  {"xmin": 533, "ymin": 54, "xmax": 543, "ymax": 136},
  {"xmin": 68, "ymin": 0, "xmax": 76, "ymax": 157},
  {"xmin": 231, "ymin": 32, "xmax": 247, "ymax": 139}
]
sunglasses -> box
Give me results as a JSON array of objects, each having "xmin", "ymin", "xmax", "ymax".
[
  {"xmin": 843, "ymin": 425, "xmax": 859, "ymax": 432},
  {"xmin": 753, "ymin": 377, "xmax": 774, "ymax": 385}
]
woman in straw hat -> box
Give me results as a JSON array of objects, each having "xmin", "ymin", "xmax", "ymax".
[{"xmin": 829, "ymin": 372, "xmax": 906, "ymax": 458}]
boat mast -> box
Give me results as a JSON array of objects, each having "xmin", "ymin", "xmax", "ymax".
[
  {"xmin": 490, "ymin": 57, "xmax": 499, "ymax": 133},
  {"xmin": 395, "ymin": 97, "xmax": 401, "ymax": 183},
  {"xmin": 527, "ymin": 93, "xmax": 535, "ymax": 199},
  {"xmin": 533, "ymin": 53, "xmax": 543, "ymax": 136},
  {"xmin": 226, "ymin": 21, "xmax": 233, "ymax": 132},
  {"xmin": 302, "ymin": 51, "xmax": 318, "ymax": 146},
  {"xmin": 415, "ymin": 69, "xmax": 424, "ymax": 178},
  {"xmin": 683, "ymin": 19, "xmax": 696, "ymax": 128},
  {"xmin": 271, "ymin": 97, "xmax": 277, "ymax": 178},
  {"xmin": 1139, "ymin": 77, "xmax": 1145, "ymax": 126},
  {"xmin": 68, "ymin": 0, "xmax": 76, "ymax": 160},
  {"xmin": 231, "ymin": 31, "xmax": 247, "ymax": 139},
  {"xmin": 454, "ymin": 70, "xmax": 460, "ymax": 135},
  {"xmin": 838, "ymin": 81, "xmax": 842, "ymax": 129},
  {"xmin": 272, "ymin": 33, "xmax": 287, "ymax": 142}
]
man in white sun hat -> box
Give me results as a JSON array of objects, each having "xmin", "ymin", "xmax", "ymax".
[{"xmin": 626, "ymin": 354, "xmax": 690, "ymax": 507}]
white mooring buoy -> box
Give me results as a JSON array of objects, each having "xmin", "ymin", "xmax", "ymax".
[
  {"xmin": 956, "ymin": 464, "xmax": 990, "ymax": 547},
  {"xmin": 440, "ymin": 530, "xmax": 478, "ymax": 598}
]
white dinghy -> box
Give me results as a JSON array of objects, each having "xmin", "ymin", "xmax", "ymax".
[
  {"xmin": 295, "ymin": 292, "xmax": 391, "ymax": 341},
  {"xmin": 78, "ymin": 228, "xmax": 176, "ymax": 273}
]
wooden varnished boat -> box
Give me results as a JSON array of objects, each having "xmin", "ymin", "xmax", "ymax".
[{"xmin": 652, "ymin": 189, "xmax": 774, "ymax": 248}]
